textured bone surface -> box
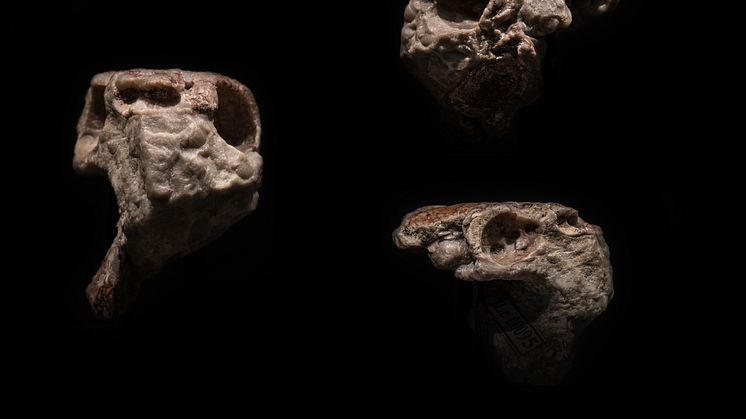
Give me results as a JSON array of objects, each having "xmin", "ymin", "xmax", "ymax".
[
  {"xmin": 401, "ymin": 0, "xmax": 618, "ymax": 136},
  {"xmin": 73, "ymin": 69, "xmax": 262, "ymax": 319},
  {"xmin": 393, "ymin": 202, "xmax": 613, "ymax": 384}
]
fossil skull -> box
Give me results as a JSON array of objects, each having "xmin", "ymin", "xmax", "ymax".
[
  {"xmin": 393, "ymin": 202, "xmax": 613, "ymax": 384},
  {"xmin": 401, "ymin": 0, "xmax": 619, "ymax": 136},
  {"xmin": 73, "ymin": 69, "xmax": 262, "ymax": 319}
]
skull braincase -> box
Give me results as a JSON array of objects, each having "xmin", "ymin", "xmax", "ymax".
[
  {"xmin": 73, "ymin": 69, "xmax": 263, "ymax": 319},
  {"xmin": 393, "ymin": 202, "xmax": 613, "ymax": 385},
  {"xmin": 400, "ymin": 0, "xmax": 618, "ymax": 135}
]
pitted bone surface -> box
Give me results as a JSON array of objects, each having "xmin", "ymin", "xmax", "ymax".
[
  {"xmin": 73, "ymin": 69, "xmax": 262, "ymax": 319},
  {"xmin": 400, "ymin": 0, "xmax": 618, "ymax": 135},
  {"xmin": 393, "ymin": 202, "xmax": 613, "ymax": 384}
]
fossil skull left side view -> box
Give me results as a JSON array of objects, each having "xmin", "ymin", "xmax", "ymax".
[
  {"xmin": 393, "ymin": 202, "xmax": 613, "ymax": 384},
  {"xmin": 73, "ymin": 69, "xmax": 263, "ymax": 319}
]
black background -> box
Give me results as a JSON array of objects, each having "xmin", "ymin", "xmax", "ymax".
[{"xmin": 17, "ymin": 0, "xmax": 683, "ymax": 400}]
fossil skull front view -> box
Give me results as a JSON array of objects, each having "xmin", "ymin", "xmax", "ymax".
[
  {"xmin": 73, "ymin": 69, "xmax": 263, "ymax": 319},
  {"xmin": 394, "ymin": 202, "xmax": 613, "ymax": 384},
  {"xmin": 401, "ymin": 0, "xmax": 619, "ymax": 135}
]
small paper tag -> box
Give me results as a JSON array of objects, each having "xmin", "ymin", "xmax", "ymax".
[{"xmin": 488, "ymin": 299, "xmax": 544, "ymax": 355}]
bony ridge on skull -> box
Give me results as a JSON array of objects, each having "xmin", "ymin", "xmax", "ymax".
[
  {"xmin": 400, "ymin": 0, "xmax": 619, "ymax": 136},
  {"xmin": 73, "ymin": 69, "xmax": 263, "ymax": 319},
  {"xmin": 393, "ymin": 202, "xmax": 613, "ymax": 385}
]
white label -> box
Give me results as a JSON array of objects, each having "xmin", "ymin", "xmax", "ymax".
[{"xmin": 488, "ymin": 300, "xmax": 544, "ymax": 354}]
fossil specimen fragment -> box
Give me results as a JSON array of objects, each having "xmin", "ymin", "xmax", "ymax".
[
  {"xmin": 400, "ymin": 0, "xmax": 619, "ymax": 135},
  {"xmin": 393, "ymin": 202, "xmax": 613, "ymax": 384},
  {"xmin": 73, "ymin": 69, "xmax": 262, "ymax": 319}
]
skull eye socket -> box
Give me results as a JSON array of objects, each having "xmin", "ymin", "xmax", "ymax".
[
  {"xmin": 435, "ymin": 0, "xmax": 489, "ymax": 23},
  {"xmin": 481, "ymin": 212, "xmax": 540, "ymax": 257},
  {"xmin": 214, "ymin": 81, "xmax": 259, "ymax": 151},
  {"xmin": 555, "ymin": 210, "xmax": 584, "ymax": 236},
  {"xmin": 84, "ymin": 85, "xmax": 107, "ymax": 129},
  {"xmin": 557, "ymin": 213, "xmax": 579, "ymax": 227},
  {"xmin": 119, "ymin": 87, "xmax": 180, "ymax": 106}
]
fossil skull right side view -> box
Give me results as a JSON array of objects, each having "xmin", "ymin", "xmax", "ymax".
[
  {"xmin": 400, "ymin": 0, "xmax": 619, "ymax": 136},
  {"xmin": 393, "ymin": 202, "xmax": 613, "ymax": 385}
]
